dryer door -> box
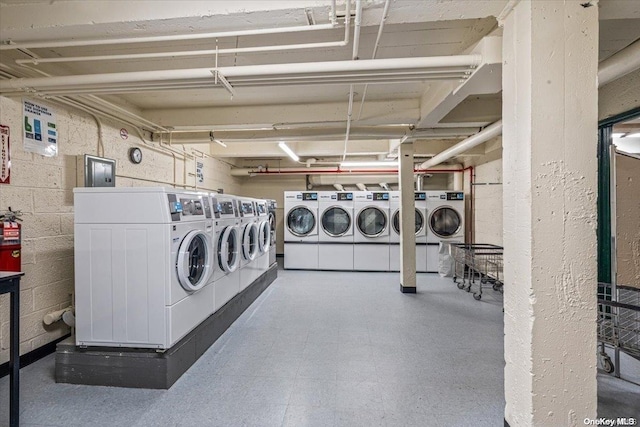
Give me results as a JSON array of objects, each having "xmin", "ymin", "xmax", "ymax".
[
  {"xmin": 392, "ymin": 208, "xmax": 424, "ymax": 236},
  {"xmin": 357, "ymin": 207, "xmax": 388, "ymax": 237},
  {"xmin": 321, "ymin": 206, "xmax": 352, "ymax": 237},
  {"xmin": 287, "ymin": 206, "xmax": 316, "ymax": 237},
  {"xmin": 218, "ymin": 225, "xmax": 239, "ymax": 273},
  {"xmin": 242, "ymin": 222, "xmax": 259, "ymax": 261},
  {"xmin": 258, "ymin": 220, "xmax": 271, "ymax": 254},
  {"xmin": 429, "ymin": 206, "xmax": 461, "ymax": 239},
  {"xmin": 176, "ymin": 230, "xmax": 212, "ymax": 292}
]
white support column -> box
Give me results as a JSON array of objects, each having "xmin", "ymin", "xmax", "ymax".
[
  {"xmin": 399, "ymin": 142, "xmax": 416, "ymax": 293},
  {"xmin": 502, "ymin": 1, "xmax": 599, "ymax": 426}
]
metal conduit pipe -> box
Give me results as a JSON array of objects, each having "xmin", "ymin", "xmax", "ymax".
[
  {"xmin": 598, "ymin": 38, "xmax": 640, "ymax": 87},
  {"xmin": 0, "ymin": 55, "xmax": 482, "ymax": 93},
  {"xmin": 0, "ymin": 23, "xmax": 337, "ymax": 50}
]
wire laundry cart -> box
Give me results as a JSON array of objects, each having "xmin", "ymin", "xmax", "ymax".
[
  {"xmin": 597, "ymin": 282, "xmax": 640, "ymax": 383},
  {"xmin": 451, "ymin": 243, "xmax": 504, "ymax": 300}
]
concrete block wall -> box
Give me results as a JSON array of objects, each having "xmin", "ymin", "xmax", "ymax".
[
  {"xmin": 0, "ymin": 96, "xmax": 241, "ymax": 364},
  {"xmin": 473, "ymin": 159, "xmax": 503, "ymax": 245}
]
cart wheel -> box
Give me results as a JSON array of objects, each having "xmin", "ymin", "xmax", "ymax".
[
  {"xmin": 602, "ymin": 356, "xmax": 614, "ymax": 373},
  {"xmin": 457, "ymin": 282, "xmax": 464, "ymax": 289},
  {"xmin": 492, "ymin": 284, "xmax": 500, "ymax": 291},
  {"xmin": 473, "ymin": 293, "xmax": 482, "ymax": 300},
  {"xmin": 465, "ymin": 285, "xmax": 472, "ymax": 292}
]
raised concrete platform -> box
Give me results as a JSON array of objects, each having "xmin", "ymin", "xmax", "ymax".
[{"xmin": 55, "ymin": 264, "xmax": 277, "ymax": 389}]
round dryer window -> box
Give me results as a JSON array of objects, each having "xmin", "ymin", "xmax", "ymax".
[
  {"xmin": 392, "ymin": 208, "xmax": 424, "ymax": 235},
  {"xmin": 218, "ymin": 226, "xmax": 239, "ymax": 273},
  {"xmin": 176, "ymin": 231, "xmax": 210, "ymax": 292},
  {"xmin": 357, "ymin": 207, "xmax": 387, "ymax": 237},
  {"xmin": 429, "ymin": 207, "xmax": 461, "ymax": 238},
  {"xmin": 287, "ymin": 206, "xmax": 316, "ymax": 237},
  {"xmin": 242, "ymin": 223, "xmax": 259, "ymax": 260},
  {"xmin": 258, "ymin": 221, "xmax": 271, "ymax": 253},
  {"xmin": 321, "ymin": 207, "xmax": 351, "ymax": 237}
]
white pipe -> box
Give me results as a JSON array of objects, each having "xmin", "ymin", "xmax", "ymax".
[
  {"xmin": 44, "ymin": 307, "xmax": 73, "ymax": 325},
  {"xmin": 330, "ymin": 0, "xmax": 337, "ymax": 26},
  {"xmin": 357, "ymin": 0, "xmax": 391, "ymax": 121},
  {"xmin": 379, "ymin": 182, "xmax": 391, "ymax": 191},
  {"xmin": 598, "ymin": 38, "xmax": 640, "ymax": 87},
  {"xmin": 311, "ymin": 174, "xmax": 399, "ymax": 186},
  {"xmin": 333, "ymin": 183, "xmax": 345, "ymax": 191},
  {"xmin": 0, "ymin": 23, "xmax": 336, "ymax": 51},
  {"xmin": 342, "ymin": 0, "xmax": 361, "ymax": 162},
  {"xmin": 418, "ymin": 120, "xmax": 503, "ymax": 169},
  {"xmin": 356, "ymin": 183, "xmax": 368, "ymax": 191},
  {"xmin": 0, "ymin": 55, "xmax": 481, "ymax": 93}
]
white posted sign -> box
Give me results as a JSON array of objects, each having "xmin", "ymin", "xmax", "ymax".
[{"xmin": 23, "ymin": 99, "xmax": 58, "ymax": 157}]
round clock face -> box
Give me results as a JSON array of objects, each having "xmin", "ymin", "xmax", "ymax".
[{"xmin": 129, "ymin": 147, "xmax": 142, "ymax": 164}]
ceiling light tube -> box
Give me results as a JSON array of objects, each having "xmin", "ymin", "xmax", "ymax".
[
  {"xmin": 278, "ymin": 142, "xmax": 299, "ymax": 161},
  {"xmin": 340, "ymin": 161, "xmax": 398, "ymax": 167},
  {"xmin": 625, "ymin": 132, "xmax": 640, "ymax": 138},
  {"xmin": 214, "ymin": 139, "xmax": 227, "ymax": 148},
  {"xmin": 612, "ymin": 133, "xmax": 625, "ymax": 138}
]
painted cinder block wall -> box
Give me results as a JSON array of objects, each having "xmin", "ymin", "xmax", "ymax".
[{"xmin": 0, "ymin": 96, "xmax": 241, "ymax": 364}]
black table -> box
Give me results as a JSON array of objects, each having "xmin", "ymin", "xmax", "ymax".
[{"xmin": 1, "ymin": 271, "xmax": 24, "ymax": 427}]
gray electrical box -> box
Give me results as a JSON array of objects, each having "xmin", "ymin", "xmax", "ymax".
[{"xmin": 77, "ymin": 155, "xmax": 116, "ymax": 187}]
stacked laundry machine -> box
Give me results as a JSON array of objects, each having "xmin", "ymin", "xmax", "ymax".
[
  {"xmin": 283, "ymin": 190, "xmax": 465, "ymax": 273},
  {"xmin": 74, "ymin": 187, "xmax": 276, "ymax": 351}
]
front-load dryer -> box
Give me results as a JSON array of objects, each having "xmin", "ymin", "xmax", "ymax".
[
  {"xmin": 74, "ymin": 187, "xmax": 214, "ymax": 349},
  {"xmin": 238, "ymin": 197, "xmax": 260, "ymax": 291},
  {"xmin": 389, "ymin": 191, "xmax": 428, "ymax": 272},
  {"xmin": 318, "ymin": 191, "xmax": 354, "ymax": 270},
  {"xmin": 284, "ymin": 191, "xmax": 319, "ymax": 270},
  {"xmin": 211, "ymin": 194, "xmax": 241, "ymax": 311},
  {"xmin": 354, "ymin": 191, "xmax": 390, "ymax": 271},
  {"xmin": 426, "ymin": 191, "xmax": 465, "ymax": 273},
  {"xmin": 253, "ymin": 198, "xmax": 272, "ymax": 275}
]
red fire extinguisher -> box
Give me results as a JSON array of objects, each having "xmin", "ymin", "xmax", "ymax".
[{"xmin": 0, "ymin": 207, "xmax": 22, "ymax": 272}]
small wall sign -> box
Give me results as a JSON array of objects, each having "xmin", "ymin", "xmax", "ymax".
[
  {"xmin": 120, "ymin": 128, "xmax": 129, "ymax": 140},
  {"xmin": 0, "ymin": 125, "xmax": 10, "ymax": 184}
]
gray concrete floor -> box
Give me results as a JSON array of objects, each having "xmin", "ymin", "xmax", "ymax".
[{"xmin": 1, "ymin": 265, "xmax": 638, "ymax": 426}]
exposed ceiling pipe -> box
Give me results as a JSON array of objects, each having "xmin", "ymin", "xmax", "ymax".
[
  {"xmin": 312, "ymin": 175, "xmax": 399, "ymax": 186},
  {"xmin": 357, "ymin": 0, "xmax": 391, "ymax": 121},
  {"xmin": 14, "ymin": 4, "xmax": 353, "ymax": 66},
  {"xmin": 0, "ymin": 55, "xmax": 482, "ymax": 95},
  {"xmin": 417, "ymin": 40, "xmax": 640, "ymax": 169},
  {"xmin": 342, "ymin": 0, "xmax": 358, "ymax": 162},
  {"xmin": 598, "ymin": 38, "xmax": 640, "ymax": 87},
  {"xmin": 333, "ymin": 183, "xmax": 345, "ymax": 191},
  {"xmin": 418, "ymin": 120, "xmax": 502, "ymax": 169},
  {"xmin": 356, "ymin": 183, "xmax": 368, "ymax": 191},
  {"xmin": 379, "ymin": 182, "xmax": 391, "ymax": 191},
  {"xmin": 231, "ymin": 164, "xmax": 464, "ymax": 177},
  {"xmin": 0, "ymin": 23, "xmax": 337, "ymax": 51}
]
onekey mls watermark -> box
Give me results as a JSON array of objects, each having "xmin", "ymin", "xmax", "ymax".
[{"xmin": 584, "ymin": 418, "xmax": 638, "ymax": 426}]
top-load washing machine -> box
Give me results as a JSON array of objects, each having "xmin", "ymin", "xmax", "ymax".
[
  {"xmin": 266, "ymin": 199, "xmax": 277, "ymax": 266},
  {"xmin": 389, "ymin": 191, "xmax": 428, "ymax": 272},
  {"xmin": 210, "ymin": 193, "xmax": 241, "ymax": 311},
  {"xmin": 284, "ymin": 191, "xmax": 319, "ymax": 270},
  {"xmin": 237, "ymin": 197, "xmax": 260, "ymax": 291},
  {"xmin": 318, "ymin": 191, "xmax": 354, "ymax": 270},
  {"xmin": 426, "ymin": 191, "xmax": 465, "ymax": 273},
  {"xmin": 253, "ymin": 198, "xmax": 272, "ymax": 274},
  {"xmin": 74, "ymin": 187, "xmax": 214, "ymax": 349},
  {"xmin": 354, "ymin": 191, "xmax": 390, "ymax": 271}
]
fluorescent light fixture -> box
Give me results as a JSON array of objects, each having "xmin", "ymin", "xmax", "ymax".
[
  {"xmin": 340, "ymin": 161, "xmax": 399, "ymax": 168},
  {"xmin": 626, "ymin": 132, "xmax": 640, "ymax": 138},
  {"xmin": 278, "ymin": 142, "xmax": 299, "ymax": 161},
  {"xmin": 612, "ymin": 133, "xmax": 625, "ymax": 138}
]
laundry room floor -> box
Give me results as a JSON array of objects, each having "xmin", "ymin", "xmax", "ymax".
[{"xmin": 2, "ymin": 263, "xmax": 639, "ymax": 426}]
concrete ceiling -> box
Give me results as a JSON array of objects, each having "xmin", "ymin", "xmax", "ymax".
[{"xmin": 1, "ymin": 0, "xmax": 639, "ymax": 165}]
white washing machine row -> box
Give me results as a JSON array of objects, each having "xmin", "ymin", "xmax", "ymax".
[
  {"xmin": 74, "ymin": 187, "xmax": 272, "ymax": 350},
  {"xmin": 283, "ymin": 190, "xmax": 465, "ymax": 272}
]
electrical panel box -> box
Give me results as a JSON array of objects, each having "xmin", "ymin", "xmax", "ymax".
[{"xmin": 77, "ymin": 155, "xmax": 116, "ymax": 187}]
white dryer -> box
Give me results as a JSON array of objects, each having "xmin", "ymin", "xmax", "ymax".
[
  {"xmin": 253, "ymin": 198, "xmax": 272, "ymax": 274},
  {"xmin": 389, "ymin": 191, "xmax": 428, "ymax": 272},
  {"xmin": 284, "ymin": 191, "xmax": 319, "ymax": 270},
  {"xmin": 318, "ymin": 191, "xmax": 354, "ymax": 271},
  {"xmin": 210, "ymin": 194, "xmax": 241, "ymax": 312},
  {"xmin": 426, "ymin": 191, "xmax": 465, "ymax": 273},
  {"xmin": 354, "ymin": 191, "xmax": 390, "ymax": 271},
  {"xmin": 237, "ymin": 197, "xmax": 260, "ymax": 291},
  {"xmin": 74, "ymin": 187, "xmax": 214, "ymax": 349}
]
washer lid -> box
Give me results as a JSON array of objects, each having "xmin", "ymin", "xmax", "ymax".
[
  {"xmin": 392, "ymin": 208, "xmax": 424, "ymax": 235},
  {"xmin": 176, "ymin": 230, "xmax": 211, "ymax": 292},
  {"xmin": 357, "ymin": 207, "xmax": 388, "ymax": 237},
  {"xmin": 287, "ymin": 206, "xmax": 316, "ymax": 237},
  {"xmin": 429, "ymin": 206, "xmax": 461, "ymax": 238},
  {"xmin": 321, "ymin": 206, "xmax": 352, "ymax": 237},
  {"xmin": 218, "ymin": 225, "xmax": 239, "ymax": 273}
]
